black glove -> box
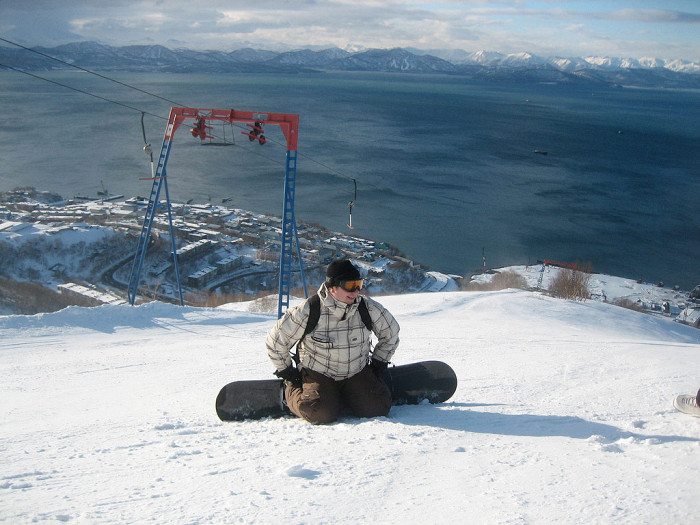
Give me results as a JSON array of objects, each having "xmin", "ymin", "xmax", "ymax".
[
  {"xmin": 370, "ymin": 359, "xmax": 389, "ymax": 376},
  {"xmin": 274, "ymin": 365, "xmax": 302, "ymax": 386}
]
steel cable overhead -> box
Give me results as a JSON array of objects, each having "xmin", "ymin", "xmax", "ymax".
[{"xmin": 0, "ymin": 36, "xmax": 376, "ymax": 200}]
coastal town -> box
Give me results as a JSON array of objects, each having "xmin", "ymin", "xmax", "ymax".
[
  {"xmin": 1, "ymin": 187, "xmax": 698, "ymax": 330},
  {"xmin": 0, "ymin": 187, "xmax": 456, "ymax": 313}
]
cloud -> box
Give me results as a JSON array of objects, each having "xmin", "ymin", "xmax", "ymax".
[
  {"xmin": 603, "ymin": 9, "xmax": 700, "ymax": 24},
  {"xmin": 1, "ymin": 1, "xmax": 698, "ymax": 60}
]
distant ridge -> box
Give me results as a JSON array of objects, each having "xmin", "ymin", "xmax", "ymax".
[{"xmin": 1, "ymin": 41, "xmax": 698, "ymax": 88}]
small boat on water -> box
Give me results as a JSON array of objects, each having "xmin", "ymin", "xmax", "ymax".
[{"xmin": 533, "ymin": 150, "xmax": 548, "ymax": 155}]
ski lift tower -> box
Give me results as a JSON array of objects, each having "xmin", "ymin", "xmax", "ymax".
[{"xmin": 126, "ymin": 107, "xmax": 305, "ymax": 318}]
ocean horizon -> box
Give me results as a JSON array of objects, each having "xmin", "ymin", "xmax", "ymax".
[{"xmin": 1, "ymin": 70, "xmax": 699, "ymax": 289}]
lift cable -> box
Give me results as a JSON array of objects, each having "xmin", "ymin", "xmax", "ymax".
[
  {"xmin": 1, "ymin": 36, "xmax": 367, "ymax": 191},
  {"xmin": 1, "ymin": 39, "xmax": 376, "ymax": 210},
  {"xmin": 0, "ymin": 58, "xmax": 291, "ymax": 175},
  {"xmin": 0, "ymin": 61, "xmax": 166, "ymax": 120},
  {"xmin": 0, "ymin": 37, "xmax": 185, "ymax": 107}
]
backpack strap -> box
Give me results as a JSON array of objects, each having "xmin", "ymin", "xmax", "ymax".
[
  {"xmin": 357, "ymin": 297, "xmax": 373, "ymax": 332},
  {"xmin": 294, "ymin": 294, "xmax": 320, "ymax": 365},
  {"xmin": 301, "ymin": 294, "xmax": 321, "ymax": 340}
]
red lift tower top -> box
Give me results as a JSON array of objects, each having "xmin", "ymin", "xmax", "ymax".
[
  {"xmin": 166, "ymin": 107, "xmax": 299, "ymax": 150},
  {"xmin": 127, "ymin": 107, "xmax": 304, "ymax": 317}
]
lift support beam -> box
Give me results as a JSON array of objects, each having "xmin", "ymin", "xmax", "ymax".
[{"xmin": 126, "ymin": 107, "xmax": 304, "ymax": 318}]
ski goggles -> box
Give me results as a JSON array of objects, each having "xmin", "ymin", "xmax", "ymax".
[{"xmin": 338, "ymin": 279, "xmax": 363, "ymax": 292}]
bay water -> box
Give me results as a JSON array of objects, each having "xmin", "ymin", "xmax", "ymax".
[{"xmin": 1, "ymin": 71, "xmax": 698, "ymax": 289}]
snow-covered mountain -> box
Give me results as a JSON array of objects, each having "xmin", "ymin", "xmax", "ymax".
[
  {"xmin": 2, "ymin": 287, "xmax": 699, "ymax": 523},
  {"xmin": 2, "ymin": 41, "xmax": 698, "ymax": 87},
  {"xmin": 330, "ymin": 47, "xmax": 457, "ymax": 73},
  {"xmin": 438, "ymin": 49, "xmax": 700, "ymax": 75},
  {"xmin": 463, "ymin": 50, "xmax": 506, "ymax": 66},
  {"xmin": 266, "ymin": 47, "xmax": 352, "ymax": 67},
  {"xmin": 227, "ymin": 47, "xmax": 278, "ymax": 63}
]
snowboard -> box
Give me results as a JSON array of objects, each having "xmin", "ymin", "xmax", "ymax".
[
  {"xmin": 673, "ymin": 394, "xmax": 700, "ymax": 417},
  {"xmin": 216, "ymin": 360, "xmax": 457, "ymax": 421}
]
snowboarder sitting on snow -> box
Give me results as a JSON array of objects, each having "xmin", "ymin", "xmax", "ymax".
[{"xmin": 266, "ymin": 258, "xmax": 400, "ymax": 424}]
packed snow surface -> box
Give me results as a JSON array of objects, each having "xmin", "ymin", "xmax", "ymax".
[{"xmin": 2, "ymin": 289, "xmax": 699, "ymax": 524}]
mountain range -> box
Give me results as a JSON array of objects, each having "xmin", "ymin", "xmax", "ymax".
[{"xmin": 1, "ymin": 41, "xmax": 699, "ymax": 88}]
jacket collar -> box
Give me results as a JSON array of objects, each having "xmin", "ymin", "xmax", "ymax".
[{"xmin": 318, "ymin": 283, "xmax": 359, "ymax": 320}]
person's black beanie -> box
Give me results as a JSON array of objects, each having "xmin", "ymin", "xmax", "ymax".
[{"xmin": 326, "ymin": 258, "xmax": 361, "ymax": 286}]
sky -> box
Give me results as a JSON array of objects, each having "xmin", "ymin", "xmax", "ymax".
[{"xmin": 1, "ymin": 1, "xmax": 699, "ymax": 60}]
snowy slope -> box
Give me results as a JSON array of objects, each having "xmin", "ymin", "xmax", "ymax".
[{"xmin": 1, "ymin": 290, "xmax": 699, "ymax": 524}]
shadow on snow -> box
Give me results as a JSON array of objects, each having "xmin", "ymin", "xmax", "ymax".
[{"xmin": 388, "ymin": 402, "xmax": 700, "ymax": 444}]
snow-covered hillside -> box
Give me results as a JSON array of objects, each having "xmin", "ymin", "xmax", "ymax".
[
  {"xmin": 472, "ymin": 264, "xmax": 698, "ymax": 323},
  {"xmin": 1, "ymin": 289, "xmax": 699, "ymax": 524}
]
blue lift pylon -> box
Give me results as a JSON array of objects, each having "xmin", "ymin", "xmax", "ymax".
[
  {"xmin": 277, "ymin": 149, "xmax": 309, "ymax": 317},
  {"xmin": 126, "ymin": 133, "xmax": 183, "ymax": 306},
  {"xmin": 127, "ymin": 107, "xmax": 304, "ymax": 318}
]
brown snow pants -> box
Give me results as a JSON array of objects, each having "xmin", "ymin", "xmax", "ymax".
[{"xmin": 284, "ymin": 366, "xmax": 392, "ymax": 424}]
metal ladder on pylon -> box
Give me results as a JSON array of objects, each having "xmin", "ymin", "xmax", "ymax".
[
  {"xmin": 126, "ymin": 136, "xmax": 184, "ymax": 306},
  {"xmin": 277, "ymin": 149, "xmax": 307, "ymax": 318}
]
